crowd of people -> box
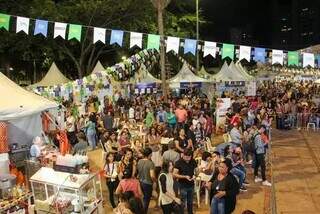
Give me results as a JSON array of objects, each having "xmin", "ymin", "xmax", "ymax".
[{"xmin": 41, "ymin": 79, "xmax": 320, "ymax": 214}]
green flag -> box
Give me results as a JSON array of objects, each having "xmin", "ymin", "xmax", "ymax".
[
  {"xmin": 147, "ymin": 34, "xmax": 160, "ymax": 50},
  {"xmin": 68, "ymin": 24, "xmax": 82, "ymax": 41},
  {"xmin": 0, "ymin": 13, "xmax": 10, "ymax": 31},
  {"xmin": 288, "ymin": 51, "xmax": 299, "ymax": 66},
  {"xmin": 222, "ymin": 43, "xmax": 235, "ymax": 60}
]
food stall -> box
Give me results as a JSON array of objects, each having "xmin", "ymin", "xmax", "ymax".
[{"xmin": 30, "ymin": 167, "xmax": 103, "ymax": 214}]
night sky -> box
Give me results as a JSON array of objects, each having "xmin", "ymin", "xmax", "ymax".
[{"xmin": 201, "ymin": 0, "xmax": 272, "ymax": 47}]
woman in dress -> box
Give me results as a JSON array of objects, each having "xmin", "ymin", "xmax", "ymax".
[{"xmin": 104, "ymin": 152, "xmax": 119, "ymax": 208}]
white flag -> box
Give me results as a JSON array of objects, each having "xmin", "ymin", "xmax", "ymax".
[
  {"xmin": 272, "ymin": 50, "xmax": 284, "ymax": 65},
  {"xmin": 303, "ymin": 53, "xmax": 315, "ymax": 68},
  {"xmin": 203, "ymin": 41, "xmax": 217, "ymax": 57},
  {"xmin": 93, "ymin": 27, "xmax": 106, "ymax": 44},
  {"xmin": 54, "ymin": 22, "xmax": 67, "ymax": 39},
  {"xmin": 16, "ymin": 16, "xmax": 29, "ymax": 34},
  {"xmin": 130, "ymin": 32, "xmax": 143, "ymax": 48},
  {"xmin": 239, "ymin": 46, "xmax": 251, "ymax": 62},
  {"xmin": 166, "ymin": 37, "xmax": 180, "ymax": 53}
]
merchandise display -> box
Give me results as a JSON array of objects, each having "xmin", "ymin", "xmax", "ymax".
[{"xmin": 30, "ymin": 167, "xmax": 103, "ymax": 214}]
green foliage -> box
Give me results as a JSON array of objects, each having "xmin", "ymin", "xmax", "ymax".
[{"xmin": 0, "ymin": 0, "xmax": 202, "ymax": 80}]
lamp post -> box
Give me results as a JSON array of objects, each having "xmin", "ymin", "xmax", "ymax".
[{"xmin": 196, "ymin": 0, "xmax": 199, "ymax": 73}]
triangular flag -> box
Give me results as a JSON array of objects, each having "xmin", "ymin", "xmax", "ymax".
[
  {"xmin": 16, "ymin": 16, "xmax": 29, "ymax": 34},
  {"xmin": 68, "ymin": 24, "xmax": 82, "ymax": 41},
  {"xmin": 93, "ymin": 27, "xmax": 105, "ymax": 44},
  {"xmin": 110, "ymin": 30, "xmax": 124, "ymax": 46},
  {"xmin": 130, "ymin": 32, "xmax": 143, "ymax": 48},
  {"xmin": 0, "ymin": 13, "xmax": 10, "ymax": 31},
  {"xmin": 166, "ymin": 36, "xmax": 180, "ymax": 53},
  {"xmin": 34, "ymin": 19, "xmax": 48, "ymax": 37},
  {"xmin": 147, "ymin": 34, "xmax": 160, "ymax": 50},
  {"xmin": 303, "ymin": 53, "xmax": 315, "ymax": 68},
  {"xmin": 253, "ymin": 48, "xmax": 265, "ymax": 63},
  {"xmin": 203, "ymin": 41, "xmax": 217, "ymax": 58},
  {"xmin": 54, "ymin": 22, "xmax": 67, "ymax": 39},
  {"xmin": 316, "ymin": 54, "xmax": 320, "ymax": 68},
  {"xmin": 272, "ymin": 50, "xmax": 284, "ymax": 65},
  {"xmin": 288, "ymin": 51, "xmax": 299, "ymax": 66},
  {"xmin": 184, "ymin": 39, "xmax": 197, "ymax": 55},
  {"xmin": 239, "ymin": 45, "xmax": 251, "ymax": 62},
  {"xmin": 222, "ymin": 43, "xmax": 235, "ymax": 60}
]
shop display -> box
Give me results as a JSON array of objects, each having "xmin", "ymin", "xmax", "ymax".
[
  {"xmin": 30, "ymin": 167, "xmax": 103, "ymax": 214},
  {"xmin": 0, "ymin": 174, "xmax": 31, "ymax": 213}
]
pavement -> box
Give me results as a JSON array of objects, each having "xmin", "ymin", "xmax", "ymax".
[{"xmin": 87, "ymin": 128, "xmax": 320, "ymax": 214}]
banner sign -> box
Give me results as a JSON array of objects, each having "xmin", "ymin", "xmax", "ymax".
[
  {"xmin": 246, "ymin": 81, "xmax": 256, "ymax": 96},
  {"xmin": 225, "ymin": 81, "xmax": 245, "ymax": 87},
  {"xmin": 216, "ymin": 98, "xmax": 231, "ymax": 132},
  {"xmin": 180, "ymin": 82, "xmax": 202, "ymax": 89}
]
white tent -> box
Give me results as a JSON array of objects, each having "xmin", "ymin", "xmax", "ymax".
[
  {"xmin": 315, "ymin": 79, "xmax": 320, "ymax": 84},
  {"xmin": 198, "ymin": 66, "xmax": 214, "ymax": 79},
  {"xmin": 31, "ymin": 62, "xmax": 70, "ymax": 87},
  {"xmin": 0, "ymin": 72, "xmax": 58, "ymax": 146},
  {"xmin": 211, "ymin": 62, "xmax": 242, "ymax": 82},
  {"xmin": 92, "ymin": 61, "xmax": 105, "ymax": 74},
  {"xmin": 228, "ymin": 61, "xmax": 252, "ymax": 81},
  {"xmin": 170, "ymin": 62, "xmax": 210, "ymax": 83},
  {"xmin": 235, "ymin": 61, "xmax": 255, "ymax": 81},
  {"xmin": 137, "ymin": 64, "xmax": 161, "ymax": 84}
]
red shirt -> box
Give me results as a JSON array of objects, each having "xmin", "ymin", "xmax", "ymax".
[{"xmin": 119, "ymin": 178, "xmax": 141, "ymax": 198}]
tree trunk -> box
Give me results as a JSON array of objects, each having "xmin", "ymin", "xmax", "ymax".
[{"xmin": 157, "ymin": 0, "xmax": 167, "ymax": 102}]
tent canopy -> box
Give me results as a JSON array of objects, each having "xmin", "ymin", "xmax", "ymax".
[
  {"xmin": 31, "ymin": 62, "xmax": 70, "ymax": 87},
  {"xmin": 197, "ymin": 66, "xmax": 213, "ymax": 79},
  {"xmin": 211, "ymin": 61, "xmax": 250, "ymax": 82},
  {"xmin": 315, "ymin": 79, "xmax": 320, "ymax": 84},
  {"xmin": 235, "ymin": 61, "xmax": 255, "ymax": 80},
  {"xmin": 0, "ymin": 72, "xmax": 58, "ymax": 121},
  {"xmin": 170, "ymin": 62, "xmax": 211, "ymax": 83},
  {"xmin": 92, "ymin": 61, "xmax": 105, "ymax": 74}
]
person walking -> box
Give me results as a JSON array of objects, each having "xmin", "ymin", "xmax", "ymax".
[
  {"xmin": 253, "ymin": 125, "xmax": 271, "ymax": 186},
  {"xmin": 137, "ymin": 148, "xmax": 157, "ymax": 214},
  {"xmin": 173, "ymin": 149, "xmax": 198, "ymax": 214},
  {"xmin": 104, "ymin": 152, "xmax": 119, "ymax": 208},
  {"xmin": 158, "ymin": 161, "xmax": 182, "ymax": 214}
]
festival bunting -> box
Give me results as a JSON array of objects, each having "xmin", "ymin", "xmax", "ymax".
[
  {"xmin": 288, "ymin": 51, "xmax": 299, "ymax": 66},
  {"xmin": 184, "ymin": 39, "xmax": 197, "ymax": 55},
  {"xmin": 253, "ymin": 48, "xmax": 266, "ymax": 63},
  {"xmin": 93, "ymin": 27, "xmax": 106, "ymax": 44},
  {"xmin": 68, "ymin": 24, "xmax": 82, "ymax": 41},
  {"xmin": 16, "ymin": 16, "xmax": 29, "ymax": 34},
  {"xmin": 110, "ymin": 30, "xmax": 124, "ymax": 46},
  {"xmin": 54, "ymin": 22, "xmax": 67, "ymax": 39},
  {"xmin": 166, "ymin": 36, "xmax": 180, "ymax": 53},
  {"xmin": 316, "ymin": 55, "xmax": 320, "ymax": 68},
  {"xmin": 203, "ymin": 41, "xmax": 217, "ymax": 58},
  {"xmin": 272, "ymin": 50, "xmax": 284, "ymax": 65},
  {"xmin": 222, "ymin": 44, "xmax": 234, "ymax": 60},
  {"xmin": 239, "ymin": 46, "xmax": 251, "ymax": 62},
  {"xmin": 147, "ymin": 34, "xmax": 160, "ymax": 51},
  {"xmin": 130, "ymin": 32, "xmax": 143, "ymax": 48},
  {"xmin": 34, "ymin": 19, "xmax": 48, "ymax": 37},
  {"xmin": 0, "ymin": 13, "xmax": 10, "ymax": 31},
  {"xmin": 303, "ymin": 53, "xmax": 315, "ymax": 68}
]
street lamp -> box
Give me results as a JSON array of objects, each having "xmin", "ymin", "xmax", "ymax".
[{"xmin": 196, "ymin": 0, "xmax": 199, "ymax": 73}]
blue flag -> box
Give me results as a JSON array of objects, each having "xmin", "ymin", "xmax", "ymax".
[
  {"xmin": 184, "ymin": 39, "xmax": 197, "ymax": 55},
  {"xmin": 110, "ymin": 30, "xmax": 124, "ymax": 46},
  {"xmin": 316, "ymin": 54, "xmax": 320, "ymax": 68},
  {"xmin": 254, "ymin": 48, "xmax": 266, "ymax": 63},
  {"xmin": 34, "ymin": 19, "xmax": 48, "ymax": 37}
]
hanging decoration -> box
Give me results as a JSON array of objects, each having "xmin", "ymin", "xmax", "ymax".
[
  {"xmin": 16, "ymin": 16, "xmax": 29, "ymax": 34},
  {"xmin": 203, "ymin": 41, "xmax": 217, "ymax": 58},
  {"xmin": 288, "ymin": 51, "xmax": 299, "ymax": 66}
]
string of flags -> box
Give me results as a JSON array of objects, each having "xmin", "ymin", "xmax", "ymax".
[{"xmin": 1, "ymin": 12, "xmax": 320, "ymax": 68}]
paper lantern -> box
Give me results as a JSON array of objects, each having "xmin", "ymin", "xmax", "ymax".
[{"xmin": 0, "ymin": 122, "xmax": 8, "ymax": 153}]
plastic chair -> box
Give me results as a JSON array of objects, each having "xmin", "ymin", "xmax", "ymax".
[{"xmin": 307, "ymin": 122, "xmax": 316, "ymax": 131}]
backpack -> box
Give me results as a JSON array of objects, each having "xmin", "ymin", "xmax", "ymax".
[{"xmin": 249, "ymin": 133, "xmax": 260, "ymax": 153}]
